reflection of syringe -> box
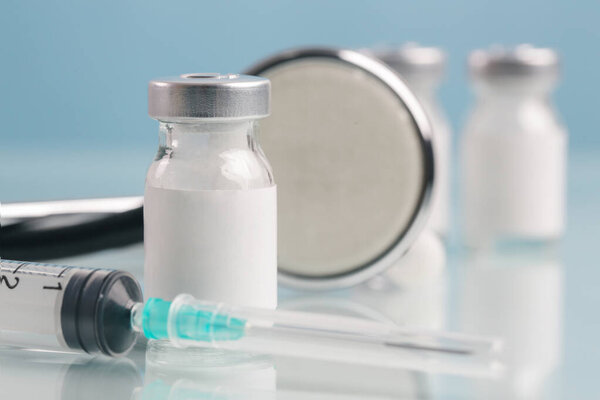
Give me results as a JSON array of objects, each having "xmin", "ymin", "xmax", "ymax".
[
  {"xmin": 0, "ymin": 347, "xmax": 142, "ymax": 400},
  {"xmin": 0, "ymin": 260, "xmax": 502, "ymax": 376}
]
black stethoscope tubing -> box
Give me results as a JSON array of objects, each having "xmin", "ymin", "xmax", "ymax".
[{"xmin": 1, "ymin": 206, "xmax": 143, "ymax": 261}]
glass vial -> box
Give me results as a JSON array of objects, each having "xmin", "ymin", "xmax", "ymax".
[
  {"xmin": 371, "ymin": 44, "xmax": 452, "ymax": 238},
  {"xmin": 461, "ymin": 46, "xmax": 567, "ymax": 248},
  {"xmin": 145, "ymin": 73, "xmax": 277, "ymax": 308}
]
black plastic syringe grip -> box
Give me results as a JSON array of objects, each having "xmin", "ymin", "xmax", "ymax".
[{"xmin": 60, "ymin": 269, "xmax": 143, "ymax": 357}]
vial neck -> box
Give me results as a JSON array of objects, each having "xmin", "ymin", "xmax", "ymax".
[
  {"xmin": 401, "ymin": 75, "xmax": 440, "ymax": 100},
  {"xmin": 474, "ymin": 78, "xmax": 555, "ymax": 103},
  {"xmin": 403, "ymin": 80, "xmax": 444, "ymax": 121},
  {"xmin": 159, "ymin": 120, "xmax": 256, "ymax": 156},
  {"xmin": 469, "ymin": 80, "xmax": 561, "ymax": 134},
  {"xmin": 478, "ymin": 93, "xmax": 553, "ymax": 116},
  {"xmin": 412, "ymin": 85, "xmax": 437, "ymax": 104}
]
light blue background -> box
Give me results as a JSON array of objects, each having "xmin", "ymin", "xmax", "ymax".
[
  {"xmin": 3, "ymin": 0, "xmax": 597, "ymax": 202},
  {"xmin": 1, "ymin": 0, "xmax": 597, "ymax": 151}
]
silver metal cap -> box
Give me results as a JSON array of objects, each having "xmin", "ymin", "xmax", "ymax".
[
  {"xmin": 469, "ymin": 45, "xmax": 560, "ymax": 79},
  {"xmin": 148, "ymin": 73, "xmax": 271, "ymax": 120},
  {"xmin": 367, "ymin": 43, "xmax": 446, "ymax": 75}
]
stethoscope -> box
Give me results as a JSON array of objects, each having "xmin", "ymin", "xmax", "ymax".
[{"xmin": 2, "ymin": 197, "xmax": 144, "ymax": 260}]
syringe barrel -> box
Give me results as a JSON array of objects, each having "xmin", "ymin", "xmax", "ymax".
[{"xmin": 0, "ymin": 260, "xmax": 142, "ymax": 356}]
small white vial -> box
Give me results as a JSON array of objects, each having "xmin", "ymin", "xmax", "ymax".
[
  {"xmin": 461, "ymin": 46, "xmax": 567, "ymax": 248},
  {"xmin": 372, "ymin": 44, "xmax": 452, "ymax": 238},
  {"xmin": 144, "ymin": 73, "xmax": 277, "ymax": 308}
]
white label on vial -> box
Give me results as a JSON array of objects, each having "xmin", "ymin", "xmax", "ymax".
[{"xmin": 144, "ymin": 186, "xmax": 277, "ymax": 309}]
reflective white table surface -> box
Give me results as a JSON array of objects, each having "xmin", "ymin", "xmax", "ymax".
[{"xmin": 1, "ymin": 148, "xmax": 598, "ymax": 399}]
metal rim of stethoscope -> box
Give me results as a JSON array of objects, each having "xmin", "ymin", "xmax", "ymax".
[{"xmin": 245, "ymin": 47, "xmax": 436, "ymax": 290}]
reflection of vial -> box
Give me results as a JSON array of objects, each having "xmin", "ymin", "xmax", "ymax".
[
  {"xmin": 459, "ymin": 250, "xmax": 562, "ymax": 399},
  {"xmin": 371, "ymin": 44, "xmax": 452, "ymax": 237},
  {"xmin": 462, "ymin": 46, "xmax": 567, "ymax": 248},
  {"xmin": 145, "ymin": 73, "xmax": 277, "ymax": 308},
  {"xmin": 145, "ymin": 349, "xmax": 276, "ymax": 399}
]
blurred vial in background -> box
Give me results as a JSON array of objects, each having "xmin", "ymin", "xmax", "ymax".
[
  {"xmin": 461, "ymin": 45, "xmax": 567, "ymax": 249},
  {"xmin": 144, "ymin": 349, "xmax": 276, "ymax": 400},
  {"xmin": 369, "ymin": 44, "xmax": 452, "ymax": 239}
]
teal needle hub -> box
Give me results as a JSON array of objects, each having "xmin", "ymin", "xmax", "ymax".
[{"xmin": 142, "ymin": 298, "xmax": 246, "ymax": 342}]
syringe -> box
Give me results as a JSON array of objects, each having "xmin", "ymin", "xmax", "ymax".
[
  {"xmin": 0, "ymin": 260, "xmax": 501, "ymax": 376},
  {"xmin": 0, "ymin": 259, "xmax": 143, "ymax": 356}
]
